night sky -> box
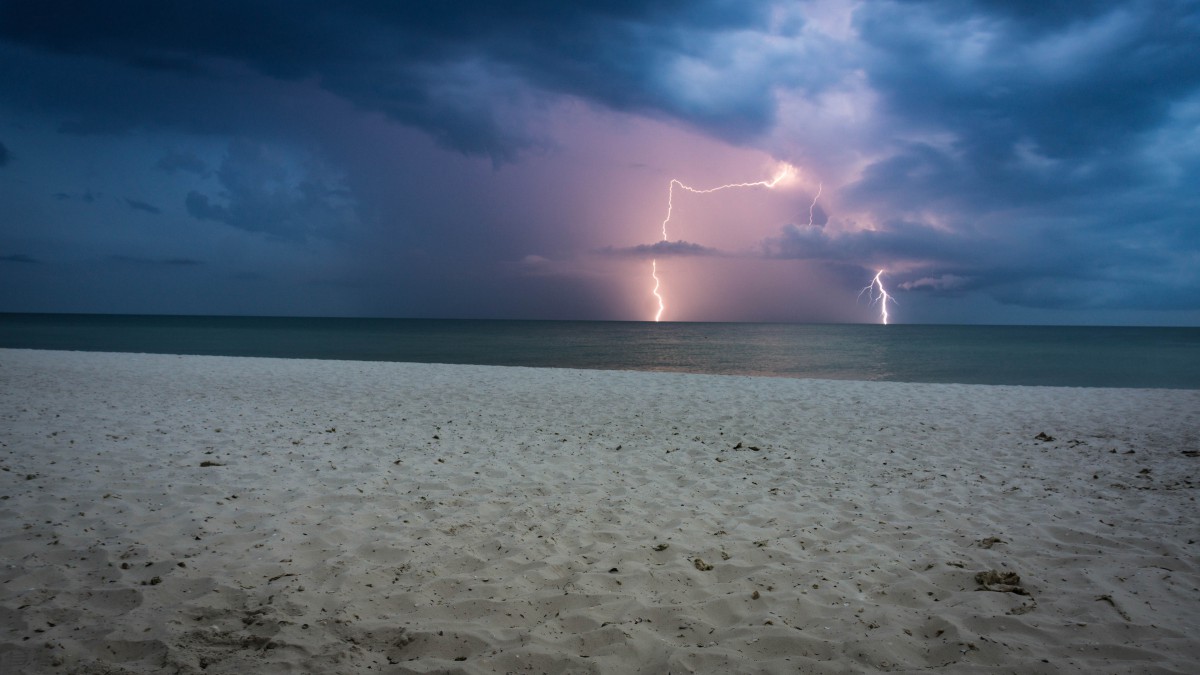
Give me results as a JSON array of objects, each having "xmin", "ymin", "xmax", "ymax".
[{"xmin": 1, "ymin": 1, "xmax": 1198, "ymax": 324}]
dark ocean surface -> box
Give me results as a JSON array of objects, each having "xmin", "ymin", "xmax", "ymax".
[{"xmin": 1, "ymin": 314, "xmax": 1198, "ymax": 388}]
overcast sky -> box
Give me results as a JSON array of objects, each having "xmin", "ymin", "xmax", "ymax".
[{"xmin": 1, "ymin": 0, "xmax": 1197, "ymax": 324}]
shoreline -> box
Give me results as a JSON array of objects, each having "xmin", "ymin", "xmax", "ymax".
[
  {"xmin": 2, "ymin": 345, "xmax": 1199, "ymax": 391},
  {"xmin": 4, "ymin": 316, "xmax": 1199, "ymax": 390},
  {"xmin": 2, "ymin": 349, "xmax": 1198, "ymax": 673}
]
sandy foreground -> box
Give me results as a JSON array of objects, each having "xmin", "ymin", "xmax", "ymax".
[{"xmin": 0, "ymin": 349, "xmax": 1198, "ymax": 674}]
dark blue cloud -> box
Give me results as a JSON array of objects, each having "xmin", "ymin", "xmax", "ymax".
[
  {"xmin": 852, "ymin": 1, "xmax": 1200, "ymax": 195},
  {"xmin": 125, "ymin": 198, "xmax": 161, "ymax": 214},
  {"xmin": 598, "ymin": 239, "xmax": 723, "ymax": 258},
  {"xmin": 764, "ymin": 210, "xmax": 1198, "ymax": 311},
  {"xmin": 913, "ymin": 1, "xmax": 1132, "ymax": 33},
  {"xmin": 1, "ymin": 253, "xmax": 38, "ymax": 263},
  {"xmin": 0, "ymin": 0, "xmax": 774, "ymax": 160},
  {"xmin": 184, "ymin": 139, "xmax": 359, "ymax": 240},
  {"xmin": 0, "ymin": 140, "xmax": 8, "ymax": 165},
  {"xmin": 155, "ymin": 150, "xmax": 207, "ymax": 175},
  {"xmin": 52, "ymin": 190, "xmax": 101, "ymax": 203},
  {"xmin": 766, "ymin": 219, "xmax": 989, "ymax": 272},
  {"xmin": 109, "ymin": 254, "xmax": 203, "ymax": 266}
]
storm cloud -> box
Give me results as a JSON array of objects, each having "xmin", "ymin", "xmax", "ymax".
[
  {"xmin": 0, "ymin": 1, "xmax": 1196, "ymax": 322},
  {"xmin": 599, "ymin": 240, "xmax": 724, "ymax": 259},
  {"xmin": 183, "ymin": 140, "xmax": 360, "ymax": 241},
  {"xmin": 124, "ymin": 198, "xmax": 161, "ymax": 215},
  {"xmin": 0, "ymin": 1, "xmax": 780, "ymax": 160}
]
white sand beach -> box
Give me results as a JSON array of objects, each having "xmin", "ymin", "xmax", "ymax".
[{"xmin": 1, "ymin": 348, "xmax": 1198, "ymax": 674}]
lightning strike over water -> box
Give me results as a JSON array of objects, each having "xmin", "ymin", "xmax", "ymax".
[
  {"xmin": 858, "ymin": 269, "xmax": 893, "ymax": 325},
  {"xmin": 650, "ymin": 164, "xmax": 796, "ymax": 321},
  {"xmin": 651, "ymin": 259, "xmax": 665, "ymax": 322}
]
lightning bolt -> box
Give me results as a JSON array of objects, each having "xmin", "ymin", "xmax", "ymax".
[
  {"xmin": 651, "ymin": 259, "xmax": 665, "ymax": 322},
  {"xmin": 807, "ymin": 182, "xmax": 823, "ymax": 226},
  {"xmin": 659, "ymin": 165, "xmax": 794, "ymax": 241},
  {"xmin": 858, "ymin": 269, "xmax": 893, "ymax": 325},
  {"xmin": 651, "ymin": 164, "xmax": 796, "ymax": 321}
]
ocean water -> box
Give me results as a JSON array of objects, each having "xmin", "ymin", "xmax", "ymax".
[{"xmin": 1, "ymin": 314, "xmax": 1198, "ymax": 389}]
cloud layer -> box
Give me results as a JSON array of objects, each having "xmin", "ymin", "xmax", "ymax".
[{"xmin": 0, "ymin": 1, "xmax": 1197, "ymax": 322}]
